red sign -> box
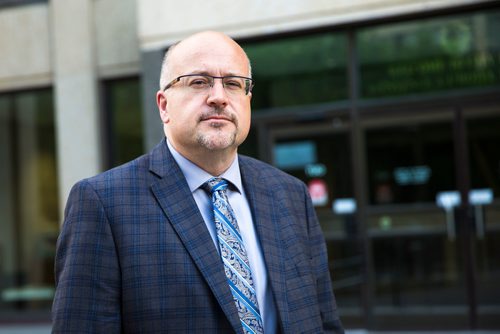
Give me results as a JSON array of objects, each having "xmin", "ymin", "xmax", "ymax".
[{"xmin": 308, "ymin": 179, "xmax": 328, "ymax": 206}]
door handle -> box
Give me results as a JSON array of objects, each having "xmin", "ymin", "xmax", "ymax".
[
  {"xmin": 436, "ymin": 191, "xmax": 461, "ymax": 241},
  {"xmin": 445, "ymin": 208, "xmax": 456, "ymax": 240},
  {"xmin": 473, "ymin": 205, "xmax": 485, "ymax": 239},
  {"xmin": 469, "ymin": 189, "xmax": 493, "ymax": 240}
]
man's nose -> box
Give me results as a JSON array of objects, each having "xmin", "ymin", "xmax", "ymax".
[{"xmin": 206, "ymin": 79, "xmax": 228, "ymax": 107}]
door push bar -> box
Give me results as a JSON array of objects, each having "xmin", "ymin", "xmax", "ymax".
[{"xmin": 436, "ymin": 189, "xmax": 493, "ymax": 240}]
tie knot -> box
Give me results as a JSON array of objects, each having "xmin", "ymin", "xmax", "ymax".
[{"xmin": 202, "ymin": 177, "xmax": 228, "ymax": 194}]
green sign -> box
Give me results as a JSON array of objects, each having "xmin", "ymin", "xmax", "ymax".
[{"xmin": 362, "ymin": 51, "xmax": 500, "ymax": 97}]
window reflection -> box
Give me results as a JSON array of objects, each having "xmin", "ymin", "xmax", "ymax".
[
  {"xmin": 242, "ymin": 33, "xmax": 348, "ymax": 109},
  {"xmin": 0, "ymin": 89, "xmax": 58, "ymax": 312},
  {"xmin": 366, "ymin": 122, "xmax": 455, "ymax": 205},
  {"xmin": 104, "ymin": 78, "xmax": 144, "ymax": 167},
  {"xmin": 358, "ymin": 10, "xmax": 500, "ymax": 98}
]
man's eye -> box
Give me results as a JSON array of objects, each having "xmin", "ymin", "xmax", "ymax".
[
  {"xmin": 188, "ymin": 77, "xmax": 210, "ymax": 87},
  {"xmin": 224, "ymin": 79, "xmax": 243, "ymax": 89}
]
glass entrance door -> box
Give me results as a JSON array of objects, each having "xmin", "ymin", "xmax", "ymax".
[
  {"xmin": 266, "ymin": 105, "xmax": 500, "ymax": 330},
  {"xmin": 362, "ymin": 110, "xmax": 470, "ymax": 329},
  {"xmin": 465, "ymin": 107, "xmax": 500, "ymax": 329}
]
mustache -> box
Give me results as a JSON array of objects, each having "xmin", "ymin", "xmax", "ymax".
[{"xmin": 199, "ymin": 108, "xmax": 237, "ymax": 124}]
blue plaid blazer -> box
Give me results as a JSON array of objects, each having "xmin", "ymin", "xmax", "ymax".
[{"xmin": 52, "ymin": 139, "xmax": 343, "ymax": 333}]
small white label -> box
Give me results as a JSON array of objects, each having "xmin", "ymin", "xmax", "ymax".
[
  {"xmin": 436, "ymin": 191, "xmax": 461, "ymax": 209},
  {"xmin": 469, "ymin": 188, "xmax": 493, "ymax": 206},
  {"xmin": 333, "ymin": 198, "xmax": 357, "ymax": 214}
]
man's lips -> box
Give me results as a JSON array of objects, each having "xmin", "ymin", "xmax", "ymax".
[
  {"xmin": 203, "ymin": 116, "xmax": 230, "ymax": 121},
  {"xmin": 200, "ymin": 113, "xmax": 235, "ymax": 123},
  {"xmin": 199, "ymin": 109, "xmax": 238, "ymax": 126}
]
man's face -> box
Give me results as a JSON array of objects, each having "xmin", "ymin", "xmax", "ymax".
[{"xmin": 157, "ymin": 32, "xmax": 252, "ymax": 158}]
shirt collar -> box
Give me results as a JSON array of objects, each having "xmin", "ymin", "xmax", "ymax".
[{"xmin": 166, "ymin": 138, "xmax": 242, "ymax": 193}]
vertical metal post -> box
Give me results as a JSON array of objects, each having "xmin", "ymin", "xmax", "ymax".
[
  {"xmin": 347, "ymin": 29, "xmax": 374, "ymax": 328},
  {"xmin": 453, "ymin": 107, "xmax": 477, "ymax": 329}
]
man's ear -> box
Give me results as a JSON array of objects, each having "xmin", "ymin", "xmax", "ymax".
[{"xmin": 156, "ymin": 91, "xmax": 169, "ymax": 124}]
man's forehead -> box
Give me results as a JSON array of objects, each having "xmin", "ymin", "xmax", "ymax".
[
  {"xmin": 173, "ymin": 35, "xmax": 244, "ymax": 59},
  {"xmin": 168, "ymin": 36, "xmax": 249, "ymax": 74}
]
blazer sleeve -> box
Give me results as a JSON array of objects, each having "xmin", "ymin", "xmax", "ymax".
[
  {"xmin": 303, "ymin": 183, "xmax": 345, "ymax": 334},
  {"xmin": 52, "ymin": 180, "xmax": 122, "ymax": 333}
]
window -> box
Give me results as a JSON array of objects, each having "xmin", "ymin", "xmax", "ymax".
[
  {"xmin": 366, "ymin": 121, "xmax": 455, "ymax": 205},
  {"xmin": 0, "ymin": 88, "xmax": 58, "ymax": 314},
  {"xmin": 358, "ymin": 10, "xmax": 500, "ymax": 98},
  {"xmin": 103, "ymin": 78, "xmax": 144, "ymax": 167},
  {"xmin": 242, "ymin": 33, "xmax": 348, "ymax": 110}
]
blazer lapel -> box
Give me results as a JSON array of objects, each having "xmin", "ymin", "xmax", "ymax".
[
  {"xmin": 148, "ymin": 141, "xmax": 241, "ymax": 331},
  {"xmin": 240, "ymin": 157, "xmax": 291, "ymax": 331}
]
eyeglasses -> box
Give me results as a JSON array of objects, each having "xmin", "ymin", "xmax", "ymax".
[{"xmin": 163, "ymin": 74, "xmax": 254, "ymax": 95}]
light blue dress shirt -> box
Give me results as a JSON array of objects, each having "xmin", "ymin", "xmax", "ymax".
[{"xmin": 167, "ymin": 139, "xmax": 278, "ymax": 332}]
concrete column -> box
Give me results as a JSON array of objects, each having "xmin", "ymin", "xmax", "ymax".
[
  {"xmin": 51, "ymin": 0, "xmax": 102, "ymax": 217},
  {"xmin": 141, "ymin": 49, "xmax": 165, "ymax": 151}
]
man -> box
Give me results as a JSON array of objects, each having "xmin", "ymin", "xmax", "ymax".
[{"xmin": 52, "ymin": 31, "xmax": 344, "ymax": 333}]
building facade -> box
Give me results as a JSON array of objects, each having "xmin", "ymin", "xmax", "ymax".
[{"xmin": 0, "ymin": 0, "xmax": 499, "ymax": 330}]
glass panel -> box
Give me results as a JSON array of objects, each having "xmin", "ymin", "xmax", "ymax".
[
  {"xmin": 367, "ymin": 122, "xmax": 455, "ymax": 205},
  {"xmin": 273, "ymin": 127, "xmax": 363, "ymax": 320},
  {"xmin": 104, "ymin": 78, "xmax": 143, "ymax": 167},
  {"xmin": 358, "ymin": 10, "xmax": 500, "ymax": 98},
  {"xmin": 466, "ymin": 112, "xmax": 500, "ymax": 328},
  {"xmin": 0, "ymin": 89, "xmax": 58, "ymax": 314},
  {"xmin": 365, "ymin": 117, "xmax": 467, "ymax": 325},
  {"xmin": 242, "ymin": 33, "xmax": 348, "ymax": 109}
]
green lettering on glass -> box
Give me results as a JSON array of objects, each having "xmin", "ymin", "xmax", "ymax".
[{"xmin": 362, "ymin": 51, "xmax": 500, "ymax": 98}]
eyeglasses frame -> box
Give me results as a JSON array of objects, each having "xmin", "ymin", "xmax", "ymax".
[{"xmin": 162, "ymin": 74, "xmax": 254, "ymax": 95}]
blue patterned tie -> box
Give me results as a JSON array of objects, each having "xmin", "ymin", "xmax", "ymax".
[{"xmin": 203, "ymin": 178, "xmax": 264, "ymax": 334}]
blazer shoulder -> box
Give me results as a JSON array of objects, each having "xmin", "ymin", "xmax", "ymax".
[
  {"xmin": 76, "ymin": 151, "xmax": 152, "ymax": 192},
  {"xmin": 70, "ymin": 139, "xmax": 171, "ymax": 199}
]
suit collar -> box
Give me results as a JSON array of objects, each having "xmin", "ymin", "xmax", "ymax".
[{"xmin": 148, "ymin": 138, "xmax": 171, "ymax": 178}]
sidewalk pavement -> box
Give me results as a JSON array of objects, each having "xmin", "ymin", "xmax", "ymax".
[{"xmin": 0, "ymin": 324, "xmax": 51, "ymax": 334}]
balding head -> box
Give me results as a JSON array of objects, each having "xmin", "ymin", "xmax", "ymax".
[
  {"xmin": 155, "ymin": 30, "xmax": 253, "ymax": 176},
  {"xmin": 159, "ymin": 31, "xmax": 251, "ymax": 90}
]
